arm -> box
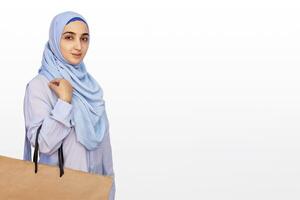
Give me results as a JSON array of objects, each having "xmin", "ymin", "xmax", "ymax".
[{"xmin": 24, "ymin": 81, "xmax": 73, "ymax": 155}]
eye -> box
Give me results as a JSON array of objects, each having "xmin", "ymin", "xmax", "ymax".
[
  {"xmin": 64, "ymin": 36, "xmax": 73, "ymax": 40},
  {"xmin": 82, "ymin": 37, "xmax": 89, "ymax": 42}
]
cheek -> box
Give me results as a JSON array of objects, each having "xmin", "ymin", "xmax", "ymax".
[
  {"xmin": 60, "ymin": 42, "xmax": 71, "ymax": 56},
  {"xmin": 82, "ymin": 43, "xmax": 89, "ymax": 54}
]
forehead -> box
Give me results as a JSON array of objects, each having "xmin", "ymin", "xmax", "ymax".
[{"xmin": 62, "ymin": 20, "xmax": 89, "ymax": 34}]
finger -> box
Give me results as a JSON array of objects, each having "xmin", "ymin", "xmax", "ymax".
[
  {"xmin": 48, "ymin": 82, "xmax": 58, "ymax": 90},
  {"xmin": 50, "ymin": 79, "xmax": 60, "ymax": 83},
  {"xmin": 50, "ymin": 80, "xmax": 60, "ymax": 86}
]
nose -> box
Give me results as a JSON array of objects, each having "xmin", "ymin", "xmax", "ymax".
[{"xmin": 74, "ymin": 39, "xmax": 82, "ymax": 51}]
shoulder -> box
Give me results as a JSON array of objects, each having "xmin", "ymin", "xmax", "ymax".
[
  {"xmin": 26, "ymin": 74, "xmax": 49, "ymax": 90},
  {"xmin": 27, "ymin": 74, "xmax": 49, "ymax": 87},
  {"xmin": 24, "ymin": 74, "xmax": 58, "ymax": 108},
  {"xmin": 25, "ymin": 74, "xmax": 51, "ymax": 97}
]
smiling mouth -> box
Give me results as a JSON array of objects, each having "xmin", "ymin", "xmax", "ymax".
[{"xmin": 72, "ymin": 53, "xmax": 82, "ymax": 57}]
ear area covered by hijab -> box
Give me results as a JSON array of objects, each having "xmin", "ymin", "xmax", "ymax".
[{"xmin": 38, "ymin": 11, "xmax": 108, "ymax": 150}]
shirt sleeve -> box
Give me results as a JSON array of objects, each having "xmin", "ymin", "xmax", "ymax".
[
  {"xmin": 23, "ymin": 81, "xmax": 73, "ymax": 155},
  {"xmin": 101, "ymin": 129, "xmax": 115, "ymax": 200}
]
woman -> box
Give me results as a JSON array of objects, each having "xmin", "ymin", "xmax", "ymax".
[{"xmin": 22, "ymin": 11, "xmax": 115, "ymax": 199}]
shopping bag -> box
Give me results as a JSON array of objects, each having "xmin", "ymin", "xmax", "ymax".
[{"xmin": 0, "ymin": 155, "xmax": 113, "ymax": 200}]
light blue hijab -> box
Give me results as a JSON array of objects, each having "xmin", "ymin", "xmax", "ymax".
[{"xmin": 38, "ymin": 11, "xmax": 108, "ymax": 150}]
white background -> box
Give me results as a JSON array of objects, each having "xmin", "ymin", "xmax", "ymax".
[{"xmin": 1, "ymin": 0, "xmax": 300, "ymax": 199}]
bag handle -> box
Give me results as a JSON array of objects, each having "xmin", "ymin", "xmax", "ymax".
[{"xmin": 33, "ymin": 124, "xmax": 65, "ymax": 177}]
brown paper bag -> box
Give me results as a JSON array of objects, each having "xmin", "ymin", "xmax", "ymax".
[{"xmin": 0, "ymin": 155, "xmax": 113, "ymax": 200}]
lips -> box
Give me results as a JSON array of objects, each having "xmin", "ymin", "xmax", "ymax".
[{"xmin": 72, "ymin": 53, "xmax": 82, "ymax": 57}]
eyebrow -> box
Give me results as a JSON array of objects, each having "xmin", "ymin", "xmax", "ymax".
[{"xmin": 63, "ymin": 31, "xmax": 89, "ymax": 36}]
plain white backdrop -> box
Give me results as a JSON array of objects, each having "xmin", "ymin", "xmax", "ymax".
[{"xmin": 1, "ymin": 0, "xmax": 300, "ymax": 199}]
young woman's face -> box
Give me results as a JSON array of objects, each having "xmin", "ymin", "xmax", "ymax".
[{"xmin": 60, "ymin": 20, "xmax": 89, "ymax": 65}]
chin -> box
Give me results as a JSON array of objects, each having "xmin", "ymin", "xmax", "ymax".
[{"xmin": 68, "ymin": 59, "xmax": 82, "ymax": 65}]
